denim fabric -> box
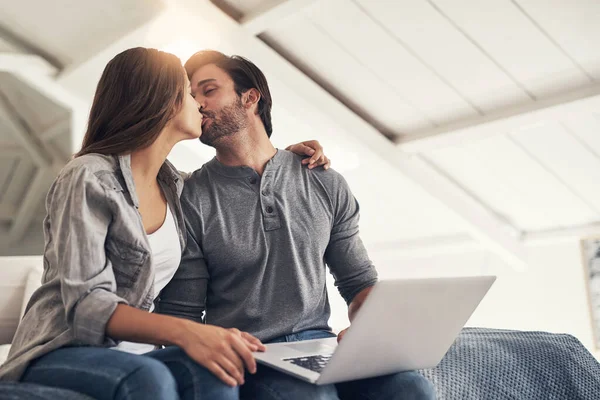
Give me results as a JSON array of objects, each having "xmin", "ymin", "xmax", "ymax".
[
  {"xmin": 0, "ymin": 382, "xmax": 95, "ymax": 400},
  {"xmin": 20, "ymin": 346, "xmax": 238, "ymax": 400},
  {"xmin": 240, "ymin": 330, "xmax": 435, "ymax": 400},
  {"xmin": 0, "ymin": 153, "xmax": 186, "ymax": 381}
]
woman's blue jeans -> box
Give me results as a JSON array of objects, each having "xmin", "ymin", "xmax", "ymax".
[{"xmin": 21, "ymin": 346, "xmax": 238, "ymax": 400}]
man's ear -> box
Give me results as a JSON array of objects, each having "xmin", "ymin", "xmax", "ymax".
[{"xmin": 243, "ymin": 88, "xmax": 261, "ymax": 112}]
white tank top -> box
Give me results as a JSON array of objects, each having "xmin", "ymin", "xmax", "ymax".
[{"xmin": 112, "ymin": 205, "xmax": 182, "ymax": 354}]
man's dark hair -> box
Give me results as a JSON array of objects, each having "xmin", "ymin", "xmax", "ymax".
[{"xmin": 185, "ymin": 50, "xmax": 273, "ymax": 137}]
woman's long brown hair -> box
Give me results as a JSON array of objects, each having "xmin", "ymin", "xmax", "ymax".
[{"xmin": 75, "ymin": 47, "xmax": 185, "ymax": 157}]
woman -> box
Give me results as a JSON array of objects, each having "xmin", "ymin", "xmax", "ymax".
[{"xmin": 0, "ymin": 47, "xmax": 330, "ymax": 400}]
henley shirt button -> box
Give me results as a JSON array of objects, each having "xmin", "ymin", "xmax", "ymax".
[
  {"xmin": 266, "ymin": 206, "xmax": 274, "ymax": 213},
  {"xmin": 249, "ymin": 177, "xmax": 257, "ymax": 184}
]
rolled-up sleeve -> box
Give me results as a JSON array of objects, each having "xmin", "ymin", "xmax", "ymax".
[
  {"xmin": 47, "ymin": 167, "xmax": 127, "ymax": 345},
  {"xmin": 325, "ymin": 174, "xmax": 378, "ymax": 305}
]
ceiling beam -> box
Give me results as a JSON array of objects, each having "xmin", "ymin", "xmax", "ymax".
[
  {"xmin": 0, "ymin": 149, "xmax": 27, "ymax": 161},
  {"xmin": 0, "ymin": 92, "xmax": 60, "ymax": 245},
  {"xmin": 368, "ymin": 222, "xmax": 600, "ymax": 258},
  {"xmin": 393, "ymin": 154, "xmax": 527, "ymax": 270},
  {"xmin": 0, "ymin": 204, "xmax": 16, "ymax": 222},
  {"xmin": 0, "ymin": 54, "xmax": 84, "ymax": 244},
  {"xmin": 170, "ymin": 0, "xmax": 529, "ymax": 270},
  {"xmin": 0, "ymin": 53, "xmax": 58, "ymax": 77},
  {"xmin": 38, "ymin": 118, "xmax": 70, "ymax": 142},
  {"xmin": 0, "ymin": 143, "xmax": 22, "ymax": 152},
  {"xmin": 2, "ymin": 157, "xmax": 34, "ymax": 206},
  {"xmin": 365, "ymin": 231, "xmax": 600, "ymax": 263},
  {"xmin": 397, "ymin": 81, "xmax": 600, "ymax": 153},
  {"xmin": 8, "ymin": 168, "xmax": 53, "ymax": 244},
  {"xmin": 0, "ymin": 53, "xmax": 82, "ymax": 115},
  {"xmin": 0, "ymin": 92, "xmax": 53, "ymax": 167},
  {"xmin": 0, "ymin": 23, "xmax": 64, "ymax": 72},
  {"xmin": 240, "ymin": 0, "xmax": 320, "ymax": 36},
  {"xmin": 524, "ymin": 223, "xmax": 600, "ymax": 246},
  {"xmin": 367, "ymin": 234, "xmax": 481, "ymax": 259},
  {"xmin": 0, "ymin": 53, "xmax": 88, "ymax": 155},
  {"xmin": 56, "ymin": 10, "xmax": 177, "ymax": 101}
]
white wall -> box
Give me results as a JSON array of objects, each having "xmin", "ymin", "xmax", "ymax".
[{"xmin": 326, "ymin": 238, "xmax": 599, "ymax": 359}]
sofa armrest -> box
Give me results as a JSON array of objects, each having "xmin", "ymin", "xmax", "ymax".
[{"xmin": 0, "ymin": 344, "xmax": 10, "ymax": 366}]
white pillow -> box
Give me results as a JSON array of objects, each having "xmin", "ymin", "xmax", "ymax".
[
  {"xmin": 19, "ymin": 264, "xmax": 44, "ymax": 320},
  {"xmin": 0, "ymin": 344, "xmax": 11, "ymax": 365}
]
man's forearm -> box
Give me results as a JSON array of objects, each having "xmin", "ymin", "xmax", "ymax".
[{"xmin": 348, "ymin": 285, "xmax": 375, "ymax": 322}]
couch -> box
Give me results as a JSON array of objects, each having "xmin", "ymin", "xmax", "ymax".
[{"xmin": 0, "ymin": 258, "xmax": 94, "ymax": 399}]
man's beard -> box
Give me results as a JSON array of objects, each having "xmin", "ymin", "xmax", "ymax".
[{"xmin": 200, "ymin": 98, "xmax": 247, "ymax": 147}]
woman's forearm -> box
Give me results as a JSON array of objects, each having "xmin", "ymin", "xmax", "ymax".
[
  {"xmin": 106, "ymin": 303, "xmax": 265, "ymax": 387},
  {"xmin": 106, "ymin": 303, "xmax": 191, "ymax": 347}
]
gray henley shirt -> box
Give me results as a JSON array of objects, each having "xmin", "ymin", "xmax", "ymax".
[{"xmin": 179, "ymin": 149, "xmax": 378, "ymax": 341}]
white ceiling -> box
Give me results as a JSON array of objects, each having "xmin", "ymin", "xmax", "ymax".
[
  {"xmin": 426, "ymin": 122, "xmax": 600, "ymax": 231},
  {"xmin": 0, "ymin": 0, "xmax": 165, "ymax": 255},
  {"xmin": 0, "ymin": 0, "xmax": 165, "ymax": 67},
  {"xmin": 0, "ymin": 0, "xmax": 599, "ymax": 266},
  {"xmin": 258, "ymin": 0, "xmax": 599, "ymax": 139},
  {"xmin": 216, "ymin": 0, "xmax": 600, "ymax": 258}
]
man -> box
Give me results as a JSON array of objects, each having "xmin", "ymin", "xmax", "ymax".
[{"xmin": 159, "ymin": 50, "xmax": 436, "ymax": 399}]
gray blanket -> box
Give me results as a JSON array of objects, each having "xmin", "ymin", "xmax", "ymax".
[{"xmin": 420, "ymin": 328, "xmax": 600, "ymax": 399}]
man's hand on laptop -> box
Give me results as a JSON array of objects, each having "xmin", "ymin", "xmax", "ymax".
[
  {"xmin": 337, "ymin": 286, "xmax": 375, "ymax": 343},
  {"xmin": 337, "ymin": 327, "xmax": 349, "ymax": 343},
  {"xmin": 176, "ymin": 321, "xmax": 266, "ymax": 387}
]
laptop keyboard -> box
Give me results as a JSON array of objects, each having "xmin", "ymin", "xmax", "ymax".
[{"xmin": 283, "ymin": 354, "xmax": 333, "ymax": 373}]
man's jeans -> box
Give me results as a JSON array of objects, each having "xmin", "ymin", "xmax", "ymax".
[
  {"xmin": 240, "ymin": 330, "xmax": 436, "ymax": 400},
  {"xmin": 21, "ymin": 346, "xmax": 238, "ymax": 400}
]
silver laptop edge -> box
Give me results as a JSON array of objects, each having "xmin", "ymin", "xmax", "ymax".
[{"xmin": 254, "ymin": 275, "xmax": 496, "ymax": 385}]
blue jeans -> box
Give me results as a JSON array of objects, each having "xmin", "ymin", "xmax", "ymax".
[
  {"xmin": 21, "ymin": 346, "xmax": 238, "ymax": 400},
  {"xmin": 240, "ymin": 330, "xmax": 436, "ymax": 400},
  {"xmin": 0, "ymin": 382, "xmax": 94, "ymax": 400}
]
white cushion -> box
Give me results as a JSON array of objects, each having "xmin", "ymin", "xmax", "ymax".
[
  {"xmin": 19, "ymin": 264, "xmax": 44, "ymax": 320},
  {"xmin": 0, "ymin": 344, "xmax": 11, "ymax": 365}
]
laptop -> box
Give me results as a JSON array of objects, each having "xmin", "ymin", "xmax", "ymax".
[{"xmin": 253, "ymin": 275, "xmax": 496, "ymax": 385}]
